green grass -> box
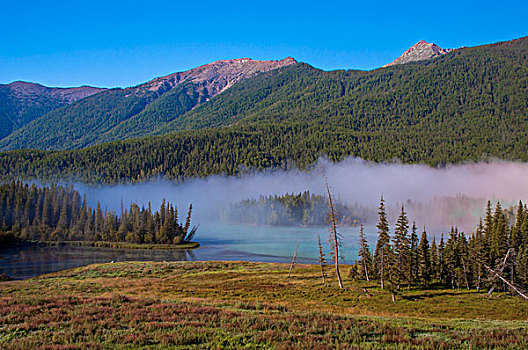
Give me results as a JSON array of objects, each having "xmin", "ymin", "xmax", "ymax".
[{"xmin": 1, "ymin": 261, "xmax": 528, "ymax": 349}]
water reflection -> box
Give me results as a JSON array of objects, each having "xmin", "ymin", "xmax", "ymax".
[
  {"xmin": 0, "ymin": 244, "xmax": 193, "ymax": 280},
  {"xmin": 1, "ymin": 223, "xmax": 445, "ymax": 279}
]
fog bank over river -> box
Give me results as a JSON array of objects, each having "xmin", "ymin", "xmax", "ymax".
[
  {"xmin": 76, "ymin": 158, "xmax": 528, "ymax": 232},
  {"xmin": 5, "ymin": 158, "xmax": 528, "ymax": 279}
]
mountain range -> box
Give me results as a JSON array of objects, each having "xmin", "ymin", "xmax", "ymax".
[
  {"xmin": 0, "ymin": 41, "xmax": 453, "ymax": 151},
  {"xmin": 0, "ymin": 57, "xmax": 296, "ymax": 150},
  {"xmin": 0, "ymin": 36, "xmax": 527, "ymax": 183},
  {"xmin": 0, "ymin": 82, "xmax": 104, "ymax": 140}
]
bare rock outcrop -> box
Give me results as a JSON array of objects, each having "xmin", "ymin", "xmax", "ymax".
[
  {"xmin": 384, "ymin": 40, "xmax": 453, "ymax": 67},
  {"xmin": 136, "ymin": 57, "xmax": 297, "ymax": 99}
]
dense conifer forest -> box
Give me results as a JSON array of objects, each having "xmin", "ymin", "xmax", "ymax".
[
  {"xmin": 354, "ymin": 197, "xmax": 528, "ymax": 295},
  {"xmin": 2, "ymin": 119, "xmax": 528, "ymax": 185},
  {"xmin": 0, "ymin": 181, "xmax": 197, "ymax": 246},
  {"xmin": 219, "ymin": 191, "xmax": 375, "ymax": 226}
]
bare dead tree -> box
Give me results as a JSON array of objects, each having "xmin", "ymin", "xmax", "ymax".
[
  {"xmin": 288, "ymin": 242, "xmax": 300, "ymax": 278},
  {"xmin": 317, "ymin": 233, "xmax": 327, "ymax": 286},
  {"xmin": 488, "ymin": 249, "xmax": 511, "ymax": 296},
  {"xmin": 184, "ymin": 224, "xmax": 199, "ymax": 242},
  {"xmin": 324, "ymin": 176, "xmax": 343, "ymax": 289},
  {"xmin": 466, "ymin": 247, "xmax": 527, "ymax": 301},
  {"xmin": 484, "ymin": 262, "xmax": 528, "ymax": 301}
]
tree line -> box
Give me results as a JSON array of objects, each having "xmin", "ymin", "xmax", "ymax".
[
  {"xmin": 219, "ymin": 191, "xmax": 375, "ymax": 226},
  {"xmin": 2, "ymin": 119, "xmax": 528, "ymax": 186},
  {"xmin": 352, "ymin": 197, "xmax": 528, "ymax": 295},
  {"xmin": 0, "ymin": 181, "xmax": 197, "ymax": 246}
]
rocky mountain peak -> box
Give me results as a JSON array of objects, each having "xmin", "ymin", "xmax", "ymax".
[
  {"xmin": 139, "ymin": 57, "xmax": 298, "ymax": 98},
  {"xmin": 384, "ymin": 40, "xmax": 453, "ymax": 67}
]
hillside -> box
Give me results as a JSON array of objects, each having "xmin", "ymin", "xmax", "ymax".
[
  {"xmin": 0, "ymin": 81, "xmax": 104, "ymax": 139},
  {"xmin": 0, "ymin": 37, "xmax": 527, "ymax": 183},
  {"xmin": 158, "ymin": 37, "xmax": 526, "ymax": 134},
  {"xmin": 2, "ymin": 38, "xmax": 526, "ymax": 153},
  {"xmin": 0, "ymin": 58, "xmax": 296, "ymax": 151}
]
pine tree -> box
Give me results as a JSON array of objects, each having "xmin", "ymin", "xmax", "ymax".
[
  {"xmin": 471, "ymin": 219, "xmax": 486, "ymax": 292},
  {"xmin": 491, "ymin": 202, "xmax": 508, "ymax": 267},
  {"xmin": 144, "ymin": 202, "xmax": 155, "ymax": 243},
  {"xmin": 444, "ymin": 227, "xmax": 458, "ymax": 288},
  {"xmin": 70, "ymin": 190, "xmax": 81, "ymax": 226},
  {"xmin": 510, "ymin": 200, "xmax": 525, "ymax": 252},
  {"xmin": 417, "ymin": 228, "xmax": 430, "ymax": 285},
  {"xmin": 84, "ymin": 209, "xmax": 94, "ymax": 241},
  {"xmin": 516, "ymin": 245, "xmax": 528, "ymax": 288},
  {"xmin": 104, "ymin": 211, "xmax": 117, "ymax": 242},
  {"xmin": 76, "ymin": 195, "xmax": 88, "ymax": 240},
  {"xmin": 51, "ymin": 184, "xmax": 60, "ymax": 227},
  {"xmin": 94, "ymin": 202, "xmax": 104, "ymax": 241},
  {"xmin": 392, "ymin": 205, "xmax": 410, "ymax": 290},
  {"xmin": 357, "ymin": 224, "xmax": 372, "ymax": 281},
  {"xmin": 55, "ymin": 192, "xmax": 70, "ymax": 233},
  {"xmin": 457, "ymin": 230, "xmax": 471, "ymax": 289},
  {"xmin": 41, "ymin": 189, "xmax": 52, "ymax": 228},
  {"xmin": 438, "ymin": 234, "xmax": 446, "ymax": 283},
  {"xmin": 483, "ymin": 200, "xmax": 493, "ymax": 266},
  {"xmin": 373, "ymin": 196, "xmax": 391, "ymax": 289},
  {"xmin": 160, "ymin": 199, "xmax": 167, "ymax": 228},
  {"xmin": 0, "ymin": 183, "xmax": 198, "ymax": 246}
]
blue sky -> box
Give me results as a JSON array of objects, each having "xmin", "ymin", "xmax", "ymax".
[{"xmin": 1, "ymin": 0, "xmax": 526, "ymax": 88}]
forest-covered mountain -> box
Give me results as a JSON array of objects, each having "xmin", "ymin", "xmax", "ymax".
[
  {"xmin": 1, "ymin": 37, "xmax": 526, "ymax": 153},
  {"xmin": 0, "ymin": 58, "xmax": 296, "ymax": 151},
  {"xmin": 157, "ymin": 37, "xmax": 526, "ymax": 135},
  {"xmin": 0, "ymin": 81, "xmax": 104, "ymax": 140},
  {"xmin": 0, "ymin": 37, "xmax": 526, "ymax": 184}
]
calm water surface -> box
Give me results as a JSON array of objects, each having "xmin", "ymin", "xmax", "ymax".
[{"xmin": 1, "ymin": 223, "xmax": 436, "ymax": 279}]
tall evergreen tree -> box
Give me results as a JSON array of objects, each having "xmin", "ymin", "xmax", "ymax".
[
  {"xmin": 491, "ymin": 202, "xmax": 508, "ymax": 266},
  {"xmin": 483, "ymin": 200, "xmax": 494, "ymax": 266},
  {"xmin": 438, "ymin": 234, "xmax": 446, "ymax": 283},
  {"xmin": 357, "ymin": 224, "xmax": 372, "ymax": 281},
  {"xmin": 430, "ymin": 236, "xmax": 438, "ymax": 281},
  {"xmin": 392, "ymin": 205, "xmax": 410, "ymax": 289},
  {"xmin": 417, "ymin": 228, "xmax": 430, "ymax": 285},
  {"xmin": 510, "ymin": 200, "xmax": 525, "ymax": 252},
  {"xmin": 373, "ymin": 196, "xmax": 391, "ymax": 289},
  {"xmin": 471, "ymin": 219, "xmax": 486, "ymax": 292}
]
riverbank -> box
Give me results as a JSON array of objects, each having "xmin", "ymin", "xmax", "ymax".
[
  {"xmin": 1, "ymin": 240, "xmax": 199, "ymax": 251},
  {"xmin": 1, "ymin": 261, "xmax": 527, "ymax": 349},
  {"xmin": 39, "ymin": 240, "xmax": 200, "ymax": 250}
]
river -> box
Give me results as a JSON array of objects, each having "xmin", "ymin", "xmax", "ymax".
[{"xmin": 1, "ymin": 223, "xmax": 387, "ymax": 279}]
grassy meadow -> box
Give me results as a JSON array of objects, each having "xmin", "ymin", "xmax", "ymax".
[{"xmin": 1, "ymin": 261, "xmax": 528, "ymax": 349}]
